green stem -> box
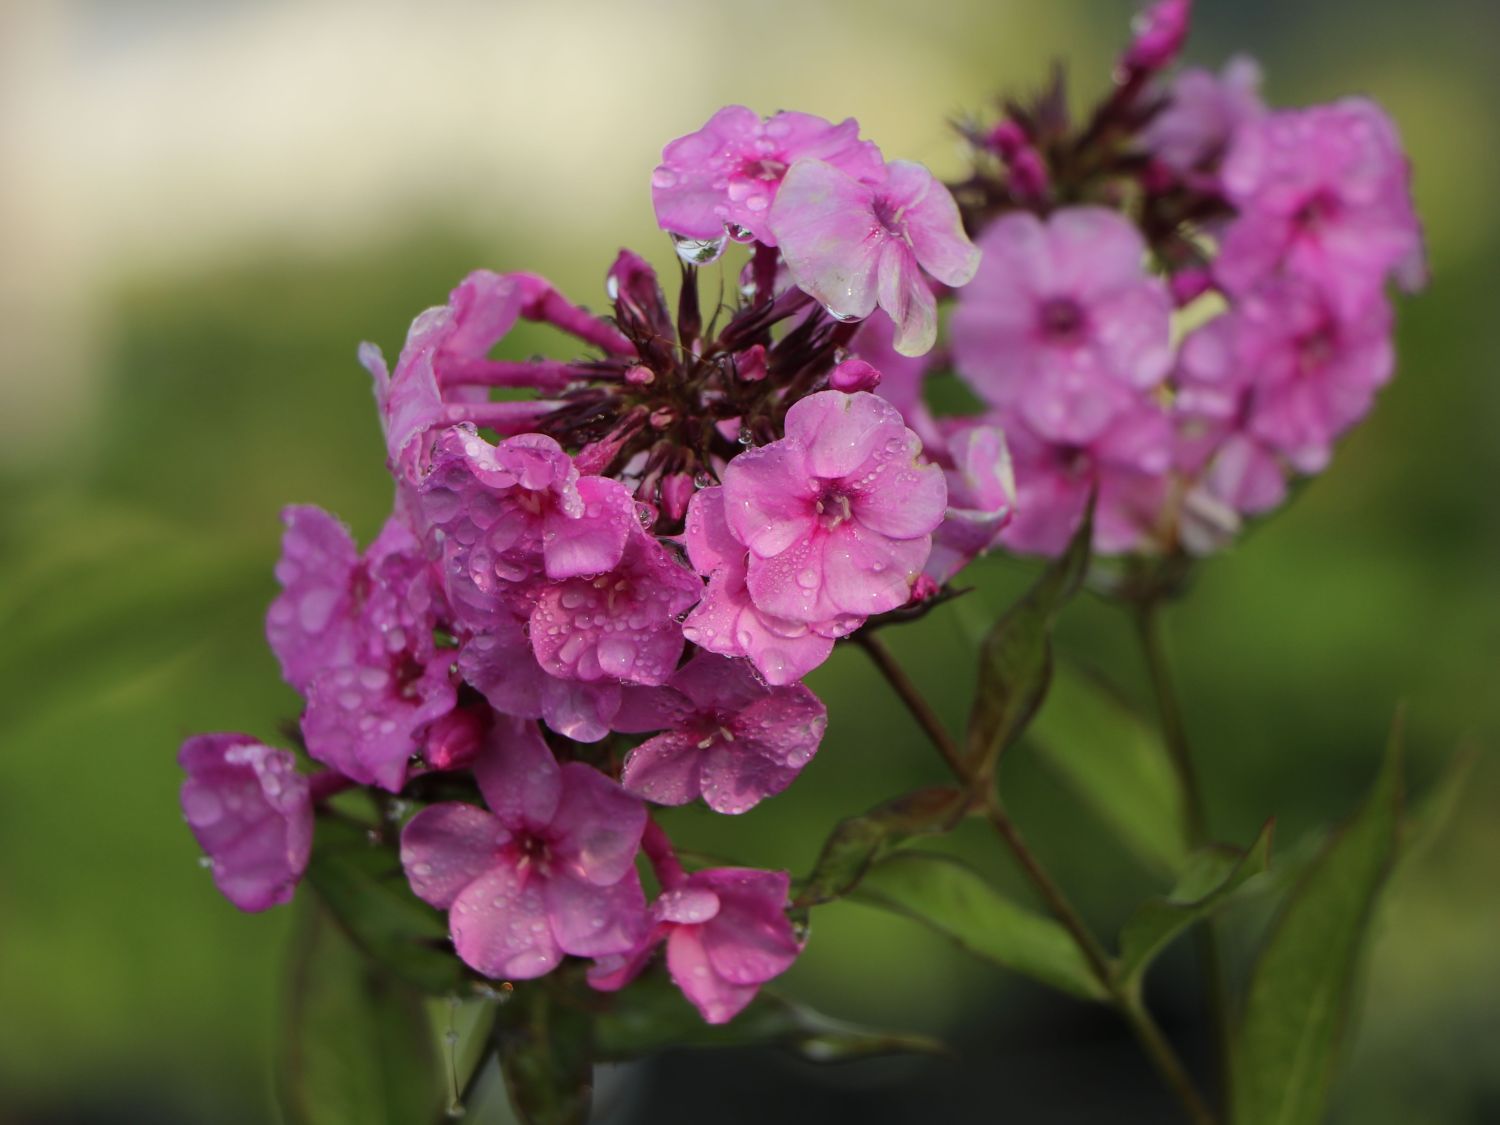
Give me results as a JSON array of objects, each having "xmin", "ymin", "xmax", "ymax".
[
  {"xmin": 858, "ymin": 633, "xmax": 1217, "ymax": 1125},
  {"xmin": 1135, "ymin": 600, "xmax": 1232, "ymax": 1115}
]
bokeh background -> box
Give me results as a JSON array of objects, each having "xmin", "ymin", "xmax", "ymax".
[{"xmin": 2, "ymin": 0, "xmax": 1496, "ymax": 1122}]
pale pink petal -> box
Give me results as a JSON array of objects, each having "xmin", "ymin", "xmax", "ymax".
[{"xmin": 769, "ymin": 159, "xmax": 883, "ymax": 320}]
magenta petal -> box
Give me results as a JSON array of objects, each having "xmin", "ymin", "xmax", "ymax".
[
  {"xmin": 551, "ymin": 763, "xmax": 647, "ymax": 886},
  {"xmin": 682, "ymin": 486, "xmax": 741, "ymax": 575},
  {"xmin": 621, "ymin": 732, "xmax": 705, "ymax": 807},
  {"xmin": 656, "ymin": 885, "xmax": 721, "ymax": 926},
  {"xmin": 543, "ymin": 475, "xmax": 634, "ymax": 579},
  {"xmin": 666, "ymin": 926, "xmax": 760, "ymax": 1025},
  {"xmin": 697, "ymin": 745, "xmax": 792, "ymax": 814},
  {"xmin": 545, "ymin": 867, "xmax": 649, "ymax": 958},
  {"xmin": 473, "ymin": 717, "xmax": 562, "ymax": 832},
  {"xmin": 449, "ymin": 864, "xmax": 560, "ymax": 980},
  {"xmin": 266, "ymin": 506, "xmax": 358, "ymax": 693},
  {"xmin": 178, "ymin": 734, "xmax": 312, "ymax": 913},
  {"xmin": 699, "ymin": 871, "xmax": 801, "ymax": 986},
  {"xmin": 400, "ymin": 803, "xmax": 509, "ymax": 909},
  {"xmin": 613, "ymin": 683, "xmax": 696, "ymax": 735}
]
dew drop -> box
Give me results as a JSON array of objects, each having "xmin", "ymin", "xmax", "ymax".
[
  {"xmin": 670, "ymin": 231, "xmax": 729, "ymax": 265},
  {"xmin": 724, "ymin": 221, "xmax": 755, "ymax": 243}
]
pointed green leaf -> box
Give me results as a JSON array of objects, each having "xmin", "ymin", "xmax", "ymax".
[
  {"xmin": 278, "ymin": 901, "xmax": 445, "ymax": 1125},
  {"xmin": 965, "ymin": 506, "xmax": 1092, "ymax": 774},
  {"xmin": 592, "ymin": 969, "xmax": 942, "ymax": 1062},
  {"xmin": 794, "ymin": 786, "xmax": 968, "ymax": 907},
  {"xmin": 1117, "ymin": 821, "xmax": 1275, "ymax": 988},
  {"xmin": 1026, "ymin": 660, "xmax": 1191, "ymax": 876},
  {"xmin": 855, "ymin": 851, "xmax": 1108, "ymax": 1002},
  {"xmin": 495, "ymin": 983, "xmax": 594, "ymax": 1125},
  {"xmin": 305, "ymin": 815, "xmax": 463, "ymax": 994},
  {"xmin": 1231, "ymin": 727, "xmax": 1404, "ymax": 1125}
]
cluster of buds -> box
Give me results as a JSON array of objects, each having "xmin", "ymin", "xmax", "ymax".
[{"xmin": 178, "ymin": 0, "xmax": 1422, "ymax": 1027}]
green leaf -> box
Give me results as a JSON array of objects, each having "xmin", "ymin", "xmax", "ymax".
[
  {"xmin": 495, "ymin": 982, "xmax": 594, "ymax": 1125},
  {"xmin": 592, "ymin": 969, "xmax": 942, "ymax": 1062},
  {"xmin": 855, "ymin": 851, "xmax": 1108, "ymax": 1002},
  {"xmin": 1026, "ymin": 660, "xmax": 1191, "ymax": 876},
  {"xmin": 794, "ymin": 786, "xmax": 969, "ymax": 908},
  {"xmin": 1231, "ymin": 725, "xmax": 1404, "ymax": 1125},
  {"xmin": 965, "ymin": 505, "xmax": 1092, "ymax": 775},
  {"xmin": 306, "ymin": 815, "xmax": 464, "ymax": 994},
  {"xmin": 1116, "ymin": 821, "xmax": 1275, "ymax": 988},
  {"xmin": 278, "ymin": 900, "xmax": 445, "ymax": 1125}
]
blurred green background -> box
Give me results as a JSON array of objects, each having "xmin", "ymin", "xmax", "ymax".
[{"xmin": 1, "ymin": 0, "xmax": 1495, "ymax": 1122}]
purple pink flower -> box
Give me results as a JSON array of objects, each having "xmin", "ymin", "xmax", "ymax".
[
  {"xmin": 612, "ymin": 653, "xmax": 827, "ymax": 814},
  {"xmin": 400, "ymin": 718, "xmax": 648, "ymax": 979},
  {"xmin": 179, "ymin": 734, "xmax": 312, "ymax": 912},
  {"xmin": 721, "ymin": 390, "xmax": 947, "ymax": 624},
  {"xmin": 770, "ymin": 160, "xmax": 980, "ymax": 356},
  {"xmin": 950, "ymin": 207, "xmax": 1173, "ymax": 445},
  {"xmin": 651, "ymin": 106, "xmax": 884, "ymax": 247}
]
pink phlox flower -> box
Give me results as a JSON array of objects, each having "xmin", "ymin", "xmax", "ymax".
[
  {"xmin": 269, "ymin": 507, "xmax": 457, "ymax": 791},
  {"xmin": 589, "ymin": 848, "xmax": 802, "ymax": 1025},
  {"xmin": 528, "ymin": 521, "xmax": 702, "ymax": 686},
  {"xmin": 399, "ymin": 717, "xmax": 648, "ymax": 980},
  {"xmin": 1212, "ymin": 277, "xmax": 1394, "ymax": 474},
  {"xmin": 418, "ymin": 427, "xmax": 636, "ymax": 625},
  {"xmin": 1142, "ymin": 55, "xmax": 1264, "ymax": 174},
  {"xmin": 456, "ymin": 615, "xmax": 623, "ymax": 743},
  {"xmin": 1217, "ymin": 98, "xmax": 1425, "ymax": 318},
  {"xmin": 998, "ymin": 405, "xmax": 1175, "ymax": 557},
  {"xmin": 924, "ymin": 422, "xmax": 1017, "ymax": 584},
  {"xmin": 950, "ymin": 207, "xmax": 1173, "ymax": 445},
  {"xmin": 361, "ymin": 270, "xmax": 631, "ymax": 485},
  {"xmin": 679, "ymin": 486, "xmax": 838, "ymax": 686},
  {"xmin": 1122, "ymin": 0, "xmax": 1193, "ymax": 75},
  {"xmin": 770, "ymin": 159, "xmax": 980, "ymax": 356},
  {"xmin": 652, "ymin": 106, "xmax": 885, "ymax": 248},
  {"xmin": 721, "ymin": 390, "xmax": 947, "ymax": 625},
  {"xmin": 178, "ymin": 734, "xmax": 312, "ymax": 912},
  {"xmin": 611, "ymin": 653, "xmax": 827, "ymax": 814}
]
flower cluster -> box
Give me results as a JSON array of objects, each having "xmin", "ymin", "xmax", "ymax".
[
  {"xmin": 180, "ymin": 108, "xmax": 993, "ymax": 1023},
  {"xmin": 937, "ymin": 0, "xmax": 1424, "ymax": 557},
  {"xmin": 177, "ymin": 0, "xmax": 1423, "ymax": 1030}
]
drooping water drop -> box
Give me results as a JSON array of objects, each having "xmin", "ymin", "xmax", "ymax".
[
  {"xmin": 724, "ymin": 221, "xmax": 755, "ymax": 243},
  {"xmin": 823, "ymin": 305, "xmax": 863, "ymax": 323},
  {"xmin": 670, "ymin": 231, "xmax": 728, "ymax": 265}
]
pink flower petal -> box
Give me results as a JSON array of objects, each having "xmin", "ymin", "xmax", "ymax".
[
  {"xmin": 449, "ymin": 864, "xmax": 560, "ymax": 980},
  {"xmin": 400, "ymin": 803, "xmax": 509, "ymax": 909}
]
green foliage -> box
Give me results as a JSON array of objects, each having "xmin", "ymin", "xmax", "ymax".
[
  {"xmin": 496, "ymin": 983, "xmax": 595, "ymax": 1125},
  {"xmin": 1116, "ymin": 821, "xmax": 1275, "ymax": 989},
  {"xmin": 278, "ymin": 900, "xmax": 445, "ymax": 1125},
  {"xmin": 855, "ymin": 851, "xmax": 1108, "ymax": 1002},
  {"xmin": 1027, "ymin": 660, "xmax": 1191, "ymax": 877},
  {"xmin": 965, "ymin": 507, "xmax": 1092, "ymax": 777},
  {"xmin": 1231, "ymin": 726, "xmax": 1405, "ymax": 1125},
  {"xmin": 593, "ymin": 968, "xmax": 943, "ymax": 1062},
  {"xmin": 305, "ymin": 815, "xmax": 464, "ymax": 995},
  {"xmin": 794, "ymin": 786, "xmax": 969, "ymax": 907}
]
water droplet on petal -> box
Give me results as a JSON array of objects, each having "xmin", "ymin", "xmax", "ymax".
[{"xmin": 670, "ymin": 231, "xmax": 729, "ymax": 265}]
